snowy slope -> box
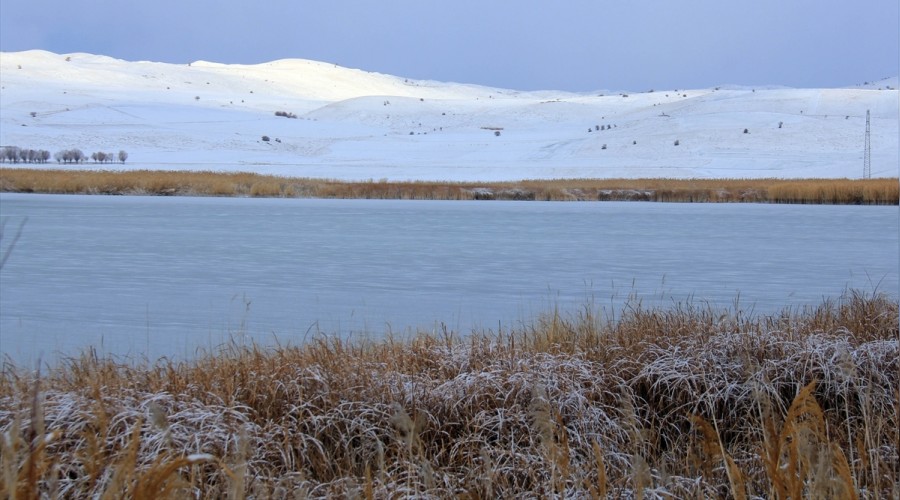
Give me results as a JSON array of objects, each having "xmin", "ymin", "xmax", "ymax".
[{"xmin": 1, "ymin": 50, "xmax": 897, "ymax": 181}]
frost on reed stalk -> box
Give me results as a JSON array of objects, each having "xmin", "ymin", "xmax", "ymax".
[{"xmin": 1, "ymin": 290, "xmax": 897, "ymax": 498}]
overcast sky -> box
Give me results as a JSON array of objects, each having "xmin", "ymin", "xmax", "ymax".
[{"xmin": 1, "ymin": 1, "xmax": 897, "ymax": 92}]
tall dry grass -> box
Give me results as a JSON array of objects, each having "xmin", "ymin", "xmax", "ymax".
[
  {"xmin": 1, "ymin": 290, "xmax": 897, "ymax": 497},
  {"xmin": 2, "ymin": 168, "xmax": 897, "ymax": 204}
]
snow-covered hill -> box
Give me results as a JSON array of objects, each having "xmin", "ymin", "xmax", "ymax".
[{"xmin": 1, "ymin": 50, "xmax": 897, "ymax": 181}]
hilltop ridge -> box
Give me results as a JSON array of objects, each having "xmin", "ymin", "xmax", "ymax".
[{"xmin": 1, "ymin": 50, "xmax": 897, "ymax": 181}]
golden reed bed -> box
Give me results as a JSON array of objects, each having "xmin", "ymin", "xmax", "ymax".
[
  {"xmin": 1, "ymin": 291, "xmax": 898, "ymax": 498},
  {"xmin": 1, "ymin": 168, "xmax": 898, "ymax": 204}
]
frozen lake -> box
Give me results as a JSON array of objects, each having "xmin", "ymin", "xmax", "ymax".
[{"xmin": 1, "ymin": 193, "xmax": 897, "ymax": 364}]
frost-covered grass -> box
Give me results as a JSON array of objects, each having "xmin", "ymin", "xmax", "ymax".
[
  {"xmin": 2, "ymin": 168, "xmax": 898, "ymax": 204},
  {"xmin": 1, "ymin": 290, "xmax": 898, "ymax": 498}
]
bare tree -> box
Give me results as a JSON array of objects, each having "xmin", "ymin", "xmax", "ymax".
[
  {"xmin": 58, "ymin": 149, "xmax": 85, "ymax": 163},
  {"xmin": 3, "ymin": 147, "xmax": 59, "ymax": 164},
  {"xmin": 118, "ymin": 150, "xmax": 128, "ymax": 163},
  {"xmin": 92, "ymin": 151, "xmax": 113, "ymax": 163},
  {"xmin": 1, "ymin": 146, "xmax": 19, "ymax": 163}
]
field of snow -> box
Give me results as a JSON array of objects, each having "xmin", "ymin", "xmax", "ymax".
[{"xmin": 1, "ymin": 50, "xmax": 897, "ymax": 181}]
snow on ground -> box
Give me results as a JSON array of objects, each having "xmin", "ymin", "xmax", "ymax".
[{"xmin": 1, "ymin": 50, "xmax": 897, "ymax": 181}]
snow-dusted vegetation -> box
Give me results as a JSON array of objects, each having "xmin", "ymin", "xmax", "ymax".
[{"xmin": 2, "ymin": 290, "xmax": 897, "ymax": 498}]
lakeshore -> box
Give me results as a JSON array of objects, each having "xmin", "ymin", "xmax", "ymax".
[{"xmin": 2, "ymin": 168, "xmax": 898, "ymax": 204}]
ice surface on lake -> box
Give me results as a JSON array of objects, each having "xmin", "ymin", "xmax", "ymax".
[{"xmin": 1, "ymin": 194, "xmax": 897, "ymax": 364}]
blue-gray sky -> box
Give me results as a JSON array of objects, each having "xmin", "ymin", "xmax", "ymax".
[{"xmin": 2, "ymin": 0, "xmax": 898, "ymax": 91}]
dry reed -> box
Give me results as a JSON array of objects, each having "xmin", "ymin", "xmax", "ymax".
[
  {"xmin": 0, "ymin": 290, "xmax": 897, "ymax": 497},
  {"xmin": 2, "ymin": 168, "xmax": 897, "ymax": 204}
]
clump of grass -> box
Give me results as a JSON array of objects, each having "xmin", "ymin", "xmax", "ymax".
[
  {"xmin": 2, "ymin": 168, "xmax": 897, "ymax": 204},
  {"xmin": 0, "ymin": 290, "xmax": 897, "ymax": 497}
]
